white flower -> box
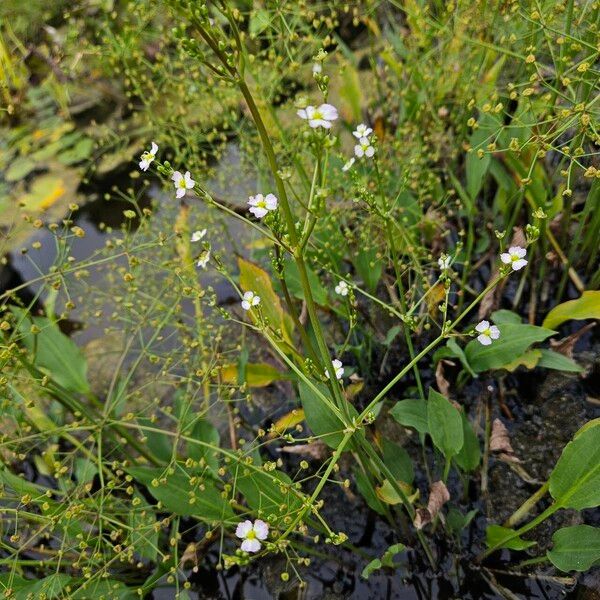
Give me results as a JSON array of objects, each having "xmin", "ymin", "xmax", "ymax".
[
  {"xmin": 438, "ymin": 255, "xmax": 451, "ymax": 270},
  {"xmin": 335, "ymin": 280, "xmax": 349, "ymax": 296},
  {"xmin": 248, "ymin": 193, "xmax": 278, "ymax": 219},
  {"xmin": 191, "ymin": 229, "xmax": 207, "ymax": 242},
  {"xmin": 353, "ymin": 124, "xmax": 373, "ymax": 139},
  {"xmin": 475, "ymin": 320, "xmax": 500, "ymax": 346},
  {"xmin": 139, "ymin": 142, "xmax": 158, "ymax": 171},
  {"xmin": 342, "ymin": 158, "xmax": 355, "ymax": 172},
  {"xmin": 354, "ymin": 137, "xmax": 375, "ymax": 159},
  {"xmin": 312, "ymin": 62, "xmax": 322, "ymax": 74},
  {"xmin": 172, "ymin": 171, "xmax": 195, "ymax": 199},
  {"xmin": 297, "ymin": 103, "xmax": 338, "ymax": 129},
  {"xmin": 235, "ymin": 519, "xmax": 269, "ymax": 553},
  {"xmin": 500, "ymin": 246, "xmax": 528, "ymax": 271},
  {"xmin": 241, "ymin": 291, "xmax": 261, "ymax": 311},
  {"xmin": 325, "ymin": 358, "xmax": 344, "ymax": 380},
  {"xmin": 196, "ymin": 249, "xmax": 210, "ymax": 269}
]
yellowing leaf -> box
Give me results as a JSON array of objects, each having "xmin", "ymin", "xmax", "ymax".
[
  {"xmin": 376, "ymin": 479, "xmax": 419, "ymax": 505},
  {"xmin": 238, "ymin": 257, "xmax": 294, "ymax": 344},
  {"xmin": 269, "ymin": 409, "xmax": 306, "ymax": 438},
  {"xmin": 542, "ymin": 291, "xmax": 600, "ymax": 330},
  {"xmin": 219, "ymin": 362, "xmax": 286, "ymax": 387},
  {"xmin": 501, "ymin": 349, "xmax": 542, "ymax": 372},
  {"xmin": 20, "ymin": 174, "xmax": 66, "ymax": 211},
  {"xmin": 426, "ymin": 283, "xmax": 446, "ymax": 316}
]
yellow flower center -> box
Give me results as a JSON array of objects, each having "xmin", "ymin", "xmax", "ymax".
[
  {"xmin": 177, "ymin": 179, "xmax": 186, "ymax": 188},
  {"xmin": 511, "ymin": 254, "xmax": 519, "ymax": 262},
  {"xmin": 312, "ymin": 110, "xmax": 323, "ymax": 120},
  {"xmin": 257, "ymin": 199, "xmax": 266, "ymax": 208},
  {"xmin": 246, "ymin": 530, "xmax": 256, "ymax": 540}
]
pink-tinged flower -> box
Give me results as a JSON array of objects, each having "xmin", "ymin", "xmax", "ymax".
[
  {"xmin": 241, "ymin": 291, "xmax": 261, "ymax": 311},
  {"xmin": 297, "ymin": 104, "xmax": 338, "ymax": 129},
  {"xmin": 475, "ymin": 320, "xmax": 500, "ymax": 346},
  {"xmin": 235, "ymin": 519, "xmax": 269, "ymax": 553},
  {"xmin": 500, "ymin": 246, "xmax": 528, "ymax": 271},
  {"xmin": 139, "ymin": 142, "xmax": 158, "ymax": 171},
  {"xmin": 247, "ymin": 193, "xmax": 278, "ymax": 219},
  {"xmin": 172, "ymin": 170, "xmax": 195, "ymax": 199}
]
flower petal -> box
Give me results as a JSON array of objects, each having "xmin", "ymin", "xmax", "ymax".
[
  {"xmin": 475, "ymin": 320, "xmax": 489, "ymax": 333},
  {"xmin": 235, "ymin": 520, "xmax": 253, "ymax": 538},
  {"xmin": 477, "ymin": 334, "xmax": 492, "ymax": 346},
  {"xmin": 500, "ymin": 253, "xmax": 511, "ymax": 264},
  {"xmin": 253, "ymin": 519, "xmax": 269, "ymax": 540},
  {"xmin": 241, "ymin": 538, "xmax": 261, "ymax": 553},
  {"xmin": 318, "ymin": 103, "xmax": 338, "ymax": 120}
]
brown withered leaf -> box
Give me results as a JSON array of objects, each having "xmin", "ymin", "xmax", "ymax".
[
  {"xmin": 279, "ymin": 441, "xmax": 328, "ymax": 461},
  {"xmin": 489, "ymin": 418, "xmax": 514, "ymax": 454},
  {"xmin": 180, "ymin": 542, "xmax": 198, "ymax": 572},
  {"xmin": 413, "ymin": 481, "xmax": 450, "ymax": 529},
  {"xmin": 435, "ymin": 359, "xmax": 453, "ymax": 398},
  {"xmin": 549, "ymin": 323, "xmax": 596, "ymax": 358}
]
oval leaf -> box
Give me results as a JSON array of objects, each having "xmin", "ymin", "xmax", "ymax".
[
  {"xmin": 547, "ymin": 525, "xmax": 600, "ymax": 572},
  {"xmin": 427, "ymin": 389, "xmax": 464, "ymax": 458}
]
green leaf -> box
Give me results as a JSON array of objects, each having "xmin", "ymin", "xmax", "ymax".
[
  {"xmin": 547, "ymin": 525, "xmax": 600, "ymax": 572},
  {"xmin": 427, "ymin": 388, "xmax": 464, "ymax": 458},
  {"xmin": 71, "ymin": 580, "xmax": 137, "ymax": 599},
  {"xmin": 57, "ymin": 137, "xmax": 94, "ymax": 165},
  {"xmin": 283, "ymin": 260, "xmax": 328, "ymax": 306},
  {"xmin": 354, "ymin": 247, "xmax": 382, "ymax": 293},
  {"xmin": 486, "ymin": 525, "xmax": 536, "ymax": 551},
  {"xmin": 5, "ymin": 156, "xmax": 36, "ymax": 181},
  {"xmin": 11, "ymin": 308, "xmax": 90, "ymax": 394},
  {"xmin": 220, "ymin": 362, "xmax": 288, "ymax": 387},
  {"xmin": 454, "ymin": 415, "xmax": 481, "ymax": 472},
  {"xmin": 129, "ymin": 496, "xmax": 159, "ymax": 562},
  {"xmin": 14, "ymin": 574, "xmax": 72, "ymax": 600},
  {"xmin": 361, "ymin": 543, "xmax": 406, "ymax": 578},
  {"xmin": 465, "ymin": 323, "xmax": 555, "ymax": 373},
  {"xmin": 234, "ymin": 467, "xmax": 302, "ymax": 525},
  {"xmin": 465, "ymin": 125, "xmax": 492, "ymax": 200},
  {"xmin": 188, "ymin": 419, "xmax": 220, "ymax": 472},
  {"xmin": 536, "ymin": 349, "xmax": 583, "ymax": 373},
  {"xmin": 447, "ymin": 508, "xmax": 478, "ymax": 533},
  {"xmin": 298, "ymin": 380, "xmax": 360, "ymax": 449},
  {"xmin": 339, "ymin": 60, "xmax": 364, "ymax": 123},
  {"xmin": 249, "ymin": 8, "xmax": 270, "ymax": 35},
  {"xmin": 381, "ymin": 438, "xmax": 414, "ymax": 484},
  {"xmin": 238, "ymin": 257, "xmax": 294, "ymax": 345},
  {"xmin": 389, "ymin": 399, "xmax": 429, "ymax": 435},
  {"xmin": 74, "ymin": 458, "xmax": 97, "ymax": 484},
  {"xmin": 542, "ymin": 291, "xmax": 600, "ymax": 330},
  {"xmin": 491, "ymin": 309, "xmax": 523, "ymax": 325},
  {"xmin": 127, "ymin": 466, "xmax": 235, "ymax": 522},
  {"xmin": 355, "ymin": 468, "xmax": 387, "ymax": 515},
  {"xmin": 549, "ymin": 420, "xmax": 600, "ymax": 510}
]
